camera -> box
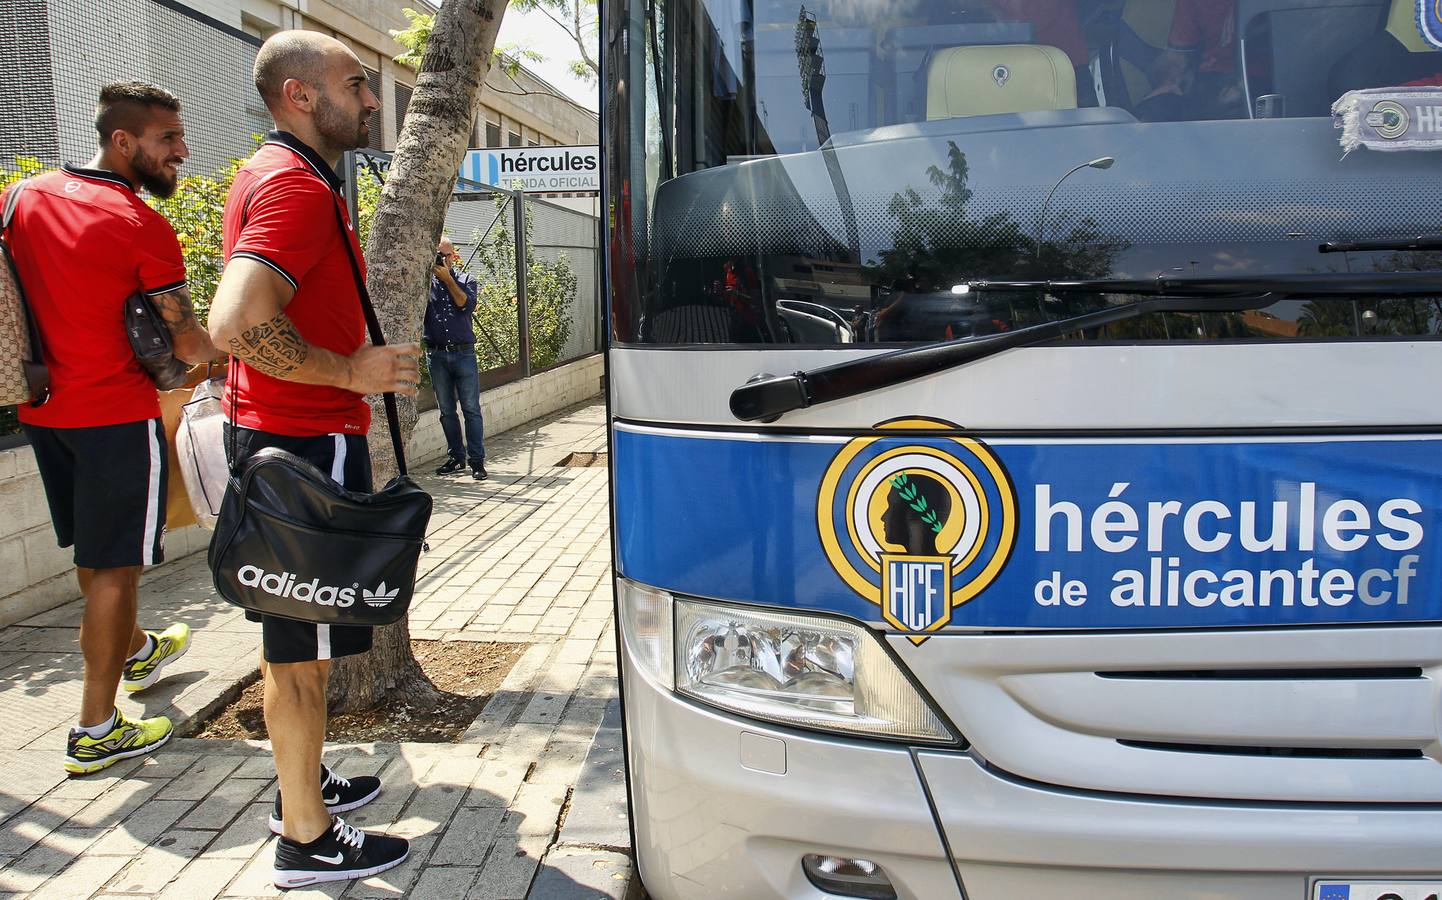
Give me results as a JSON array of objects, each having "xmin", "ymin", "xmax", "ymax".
[{"xmin": 434, "ymin": 251, "xmax": 447, "ymax": 267}]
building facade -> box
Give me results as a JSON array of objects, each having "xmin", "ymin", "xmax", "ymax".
[{"xmin": 0, "ymin": 0, "xmax": 598, "ymax": 179}]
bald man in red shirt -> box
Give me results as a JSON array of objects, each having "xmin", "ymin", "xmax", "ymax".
[{"xmin": 207, "ymin": 31, "xmax": 418, "ymax": 889}]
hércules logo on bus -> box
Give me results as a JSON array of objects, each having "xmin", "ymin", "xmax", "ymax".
[{"xmin": 817, "ymin": 418, "xmax": 1019, "ymax": 645}]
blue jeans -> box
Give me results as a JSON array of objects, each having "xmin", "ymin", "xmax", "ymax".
[{"xmin": 428, "ymin": 348, "xmax": 485, "ymax": 464}]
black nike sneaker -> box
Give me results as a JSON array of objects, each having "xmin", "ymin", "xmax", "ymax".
[
  {"xmin": 273, "ymin": 816, "xmax": 408, "ymax": 889},
  {"xmin": 268, "ymin": 765, "xmax": 381, "ymax": 835},
  {"xmin": 434, "ymin": 457, "xmax": 464, "ymax": 476}
]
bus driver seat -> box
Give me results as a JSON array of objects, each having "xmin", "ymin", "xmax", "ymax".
[{"xmin": 926, "ymin": 43, "xmax": 1078, "ymax": 119}]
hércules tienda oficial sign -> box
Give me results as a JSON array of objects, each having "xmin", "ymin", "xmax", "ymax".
[{"xmin": 460, "ymin": 146, "xmax": 600, "ymax": 193}]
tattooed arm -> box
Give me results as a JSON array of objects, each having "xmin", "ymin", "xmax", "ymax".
[
  {"xmin": 207, "ymin": 258, "xmax": 419, "ymax": 396},
  {"xmin": 150, "ymin": 285, "xmax": 222, "ymax": 365}
]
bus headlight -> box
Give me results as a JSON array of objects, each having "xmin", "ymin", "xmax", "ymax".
[{"xmin": 673, "ymin": 598, "xmax": 956, "ymax": 744}]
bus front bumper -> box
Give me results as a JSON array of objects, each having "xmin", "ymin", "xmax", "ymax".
[
  {"xmin": 621, "ymin": 648, "xmax": 961, "ymax": 900},
  {"xmin": 623, "ymin": 643, "xmax": 1442, "ymax": 900}
]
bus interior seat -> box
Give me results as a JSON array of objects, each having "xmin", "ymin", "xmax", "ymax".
[
  {"xmin": 926, "ymin": 44, "xmax": 1079, "ymax": 119},
  {"xmin": 1236, "ymin": 0, "xmax": 1387, "ymax": 117},
  {"xmin": 886, "ymin": 23, "xmax": 1035, "ymax": 122},
  {"xmin": 1327, "ymin": 0, "xmax": 1442, "ymax": 95},
  {"xmin": 1104, "ymin": 0, "xmax": 1179, "ymax": 108}
]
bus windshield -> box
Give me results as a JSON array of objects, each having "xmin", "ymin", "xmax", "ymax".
[{"xmin": 609, "ymin": 0, "xmax": 1442, "ymax": 346}]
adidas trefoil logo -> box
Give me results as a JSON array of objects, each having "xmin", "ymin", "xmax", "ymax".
[{"xmin": 363, "ymin": 581, "xmax": 400, "ymax": 608}]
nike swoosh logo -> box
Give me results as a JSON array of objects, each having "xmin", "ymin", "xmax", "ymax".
[
  {"xmin": 322, "ymin": 794, "xmax": 340, "ymax": 805},
  {"xmin": 311, "ymin": 852, "xmax": 344, "ymax": 865}
]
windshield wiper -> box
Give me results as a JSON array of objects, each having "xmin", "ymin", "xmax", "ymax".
[
  {"xmin": 1318, "ymin": 235, "xmax": 1442, "ymax": 254},
  {"xmin": 729, "ymin": 272, "xmax": 1442, "ymax": 423}
]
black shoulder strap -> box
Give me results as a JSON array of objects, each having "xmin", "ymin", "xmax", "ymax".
[
  {"xmin": 225, "ymin": 169, "xmax": 407, "ymax": 477},
  {"xmin": 329, "ymin": 196, "xmax": 408, "ymax": 477}
]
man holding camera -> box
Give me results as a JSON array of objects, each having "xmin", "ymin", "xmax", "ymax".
[{"xmin": 426, "ymin": 237, "xmax": 486, "ymax": 480}]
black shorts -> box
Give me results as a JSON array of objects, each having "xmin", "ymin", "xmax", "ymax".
[
  {"xmin": 24, "ymin": 418, "xmax": 167, "ymax": 569},
  {"xmin": 226, "ymin": 425, "xmax": 375, "ymax": 665}
]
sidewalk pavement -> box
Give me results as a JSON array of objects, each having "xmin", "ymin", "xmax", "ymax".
[{"xmin": 0, "ymin": 400, "xmax": 638, "ymax": 900}]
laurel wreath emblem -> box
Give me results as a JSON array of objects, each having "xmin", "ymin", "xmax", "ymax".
[{"xmin": 890, "ymin": 473, "xmax": 944, "ymax": 535}]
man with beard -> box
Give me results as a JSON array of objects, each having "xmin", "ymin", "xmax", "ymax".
[
  {"xmin": 207, "ymin": 31, "xmax": 418, "ymax": 889},
  {"xmin": 2, "ymin": 81, "xmax": 214, "ymax": 776}
]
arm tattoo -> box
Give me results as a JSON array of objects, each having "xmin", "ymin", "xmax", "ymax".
[
  {"xmin": 151, "ymin": 286, "xmax": 204, "ymax": 337},
  {"xmin": 227, "ymin": 311, "xmax": 310, "ymax": 379}
]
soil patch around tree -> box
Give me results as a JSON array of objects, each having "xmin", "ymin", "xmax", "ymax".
[{"xmin": 194, "ymin": 640, "xmax": 529, "ymax": 743}]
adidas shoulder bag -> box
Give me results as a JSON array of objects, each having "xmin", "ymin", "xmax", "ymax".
[{"xmin": 206, "ymin": 196, "xmax": 432, "ymax": 626}]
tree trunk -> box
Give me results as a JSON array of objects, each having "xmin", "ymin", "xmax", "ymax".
[{"xmin": 329, "ymin": 0, "xmax": 509, "ymax": 713}]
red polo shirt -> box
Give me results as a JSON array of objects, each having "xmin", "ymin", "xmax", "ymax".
[
  {"xmin": 221, "ymin": 132, "xmax": 370, "ymax": 437},
  {"xmin": 1169, "ymin": 0, "xmax": 1238, "ymax": 74},
  {"xmin": 4, "ymin": 167, "xmax": 186, "ymax": 428}
]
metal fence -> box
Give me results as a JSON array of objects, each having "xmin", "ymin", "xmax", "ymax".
[{"xmin": 350, "ymin": 151, "xmax": 602, "ymax": 394}]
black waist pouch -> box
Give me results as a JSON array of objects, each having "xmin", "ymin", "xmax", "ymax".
[{"xmin": 208, "ymin": 447, "xmax": 432, "ymax": 625}]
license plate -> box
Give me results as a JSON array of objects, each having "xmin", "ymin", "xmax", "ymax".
[{"xmin": 1313, "ymin": 882, "xmax": 1442, "ymax": 900}]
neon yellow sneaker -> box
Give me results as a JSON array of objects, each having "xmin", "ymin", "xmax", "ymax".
[
  {"xmin": 64, "ymin": 710, "xmax": 173, "ymax": 775},
  {"xmin": 121, "ymin": 623, "xmax": 191, "ymax": 692}
]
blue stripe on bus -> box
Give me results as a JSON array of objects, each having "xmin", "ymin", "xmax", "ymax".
[{"xmin": 613, "ymin": 429, "xmax": 1442, "ymax": 630}]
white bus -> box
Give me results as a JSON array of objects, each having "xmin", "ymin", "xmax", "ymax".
[{"xmin": 603, "ymin": 1, "xmax": 1442, "ymax": 897}]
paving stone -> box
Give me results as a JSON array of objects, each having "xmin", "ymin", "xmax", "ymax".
[
  {"xmin": 111, "ymin": 828, "xmax": 214, "ymax": 893},
  {"xmin": 481, "ymin": 721, "xmax": 554, "ymax": 767},
  {"xmin": 156, "ymin": 756, "xmax": 244, "ymax": 801},
  {"xmin": 555, "ymin": 640, "xmax": 599, "ymax": 667},
  {"xmin": 431, "ymin": 806, "xmax": 506, "ymax": 866},
  {"xmin": 155, "ymin": 856, "xmax": 249, "ymax": 900},
  {"xmin": 134, "ymin": 751, "xmax": 201, "ymax": 780},
  {"xmin": 25, "ymin": 850, "xmax": 130, "ymax": 900},
  {"xmin": 516, "ymin": 690, "xmax": 570, "ymax": 726},
  {"xmin": 504, "ymin": 783, "xmax": 567, "ymax": 839},
  {"xmin": 208, "ymin": 801, "xmax": 273, "ymax": 859},
  {"xmin": 390, "ymin": 775, "xmax": 468, "ymax": 840},
  {"xmin": 555, "ymin": 703, "xmax": 629, "ymax": 852},
  {"xmin": 0, "ymin": 827, "xmax": 103, "ymax": 892},
  {"xmin": 329, "ymin": 754, "xmax": 387, "ymax": 779},
  {"xmin": 423, "ymin": 755, "xmax": 486, "ymax": 791},
  {"xmin": 86, "ymin": 799, "xmax": 194, "ymax": 856},
  {"xmin": 526, "ymin": 848, "xmax": 632, "ymax": 900},
  {"xmin": 465, "ymin": 759, "xmax": 528, "ymax": 809},
  {"xmin": 233, "ymin": 756, "xmax": 277, "ymax": 779},
  {"xmin": 68, "ymin": 778, "xmax": 164, "ymax": 829},
  {"xmin": 529, "ymin": 741, "xmax": 589, "ymax": 786},
  {"xmin": 468, "ymin": 833, "xmax": 550, "ymax": 900},
  {"xmin": 46, "ymin": 757, "xmax": 147, "ymax": 800},
  {"xmin": 0, "ymin": 798, "xmax": 85, "ymax": 855},
  {"xmin": 410, "ymin": 865, "xmax": 481, "ymax": 900},
  {"xmin": 565, "ymin": 618, "xmax": 606, "ymax": 640},
  {"xmin": 178, "ymin": 776, "xmax": 269, "ymax": 831},
  {"xmin": 219, "ymin": 838, "xmax": 282, "ymax": 897}
]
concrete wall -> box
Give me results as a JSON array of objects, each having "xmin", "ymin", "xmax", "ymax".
[
  {"xmin": 0, "ymin": 353, "xmax": 604, "ymax": 625},
  {"xmin": 0, "ymin": 451, "xmax": 214, "ymax": 628}
]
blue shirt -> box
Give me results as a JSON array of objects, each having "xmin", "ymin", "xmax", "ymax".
[{"xmin": 423, "ymin": 268, "xmax": 478, "ymax": 345}]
